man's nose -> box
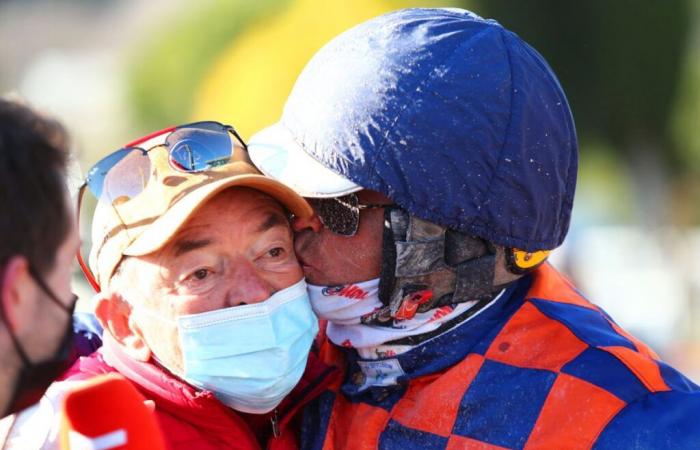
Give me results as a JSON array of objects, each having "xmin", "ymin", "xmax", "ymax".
[
  {"xmin": 225, "ymin": 262, "xmax": 274, "ymax": 306},
  {"xmin": 292, "ymin": 214, "xmax": 323, "ymax": 234}
]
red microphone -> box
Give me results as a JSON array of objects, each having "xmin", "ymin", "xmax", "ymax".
[{"xmin": 59, "ymin": 373, "xmax": 166, "ymax": 450}]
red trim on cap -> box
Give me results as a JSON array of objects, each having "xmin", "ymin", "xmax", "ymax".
[
  {"xmin": 76, "ymin": 184, "xmax": 101, "ymax": 293},
  {"xmin": 125, "ymin": 125, "xmax": 177, "ymax": 147}
]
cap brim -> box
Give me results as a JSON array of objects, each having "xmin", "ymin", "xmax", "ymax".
[
  {"xmin": 248, "ymin": 124, "xmax": 362, "ymax": 198},
  {"xmin": 123, "ymin": 174, "xmax": 313, "ymax": 256}
]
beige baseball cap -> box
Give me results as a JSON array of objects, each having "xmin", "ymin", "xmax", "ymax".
[{"xmin": 88, "ymin": 138, "xmax": 312, "ymax": 288}]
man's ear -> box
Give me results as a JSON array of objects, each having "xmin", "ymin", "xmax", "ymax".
[
  {"xmin": 0, "ymin": 255, "xmax": 35, "ymax": 334},
  {"xmin": 94, "ymin": 291, "xmax": 151, "ymax": 362}
]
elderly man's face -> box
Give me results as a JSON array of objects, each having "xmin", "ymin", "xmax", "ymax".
[{"xmin": 99, "ymin": 187, "xmax": 302, "ymax": 374}]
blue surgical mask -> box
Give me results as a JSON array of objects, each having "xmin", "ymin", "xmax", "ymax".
[{"xmin": 144, "ymin": 279, "xmax": 318, "ymax": 414}]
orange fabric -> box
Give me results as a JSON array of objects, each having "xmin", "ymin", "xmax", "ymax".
[
  {"xmin": 526, "ymin": 264, "xmax": 596, "ymax": 310},
  {"xmin": 524, "ymin": 373, "xmax": 626, "ymax": 449},
  {"xmin": 317, "ymin": 340, "xmax": 347, "ymax": 392},
  {"xmin": 607, "ymin": 320, "xmax": 661, "ymax": 360},
  {"xmin": 322, "ymin": 401, "xmax": 390, "ymax": 450},
  {"xmin": 446, "ymin": 435, "xmax": 510, "ymax": 449},
  {"xmin": 600, "ymin": 346, "xmax": 670, "ymax": 393},
  {"xmin": 485, "ymin": 302, "xmax": 588, "ymax": 371},
  {"xmin": 392, "ymin": 354, "xmax": 485, "ymax": 437},
  {"xmin": 308, "ymin": 265, "xmax": 687, "ymax": 449}
]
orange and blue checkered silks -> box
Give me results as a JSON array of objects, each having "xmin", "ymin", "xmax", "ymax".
[{"xmin": 300, "ymin": 264, "xmax": 700, "ymax": 449}]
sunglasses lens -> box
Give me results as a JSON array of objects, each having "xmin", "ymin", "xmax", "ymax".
[
  {"xmin": 86, "ymin": 148, "xmax": 151, "ymax": 203},
  {"xmin": 308, "ymin": 194, "xmax": 360, "ymax": 236},
  {"xmin": 167, "ymin": 123, "xmax": 233, "ymax": 172}
]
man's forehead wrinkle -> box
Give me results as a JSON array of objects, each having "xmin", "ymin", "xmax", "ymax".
[
  {"xmin": 168, "ymin": 210, "xmax": 289, "ymax": 258},
  {"xmin": 173, "ymin": 238, "xmax": 212, "ymax": 258},
  {"xmin": 256, "ymin": 211, "xmax": 288, "ymax": 234},
  {"xmin": 166, "ymin": 222, "xmax": 211, "ymax": 252}
]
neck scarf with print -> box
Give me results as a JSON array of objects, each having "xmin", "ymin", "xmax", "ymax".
[{"xmin": 308, "ymin": 278, "xmax": 498, "ymax": 359}]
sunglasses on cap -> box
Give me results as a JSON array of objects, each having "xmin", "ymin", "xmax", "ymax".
[
  {"xmin": 76, "ymin": 121, "xmax": 246, "ymax": 292},
  {"xmin": 83, "ymin": 121, "xmax": 245, "ymax": 201},
  {"xmin": 307, "ymin": 194, "xmax": 397, "ymax": 236}
]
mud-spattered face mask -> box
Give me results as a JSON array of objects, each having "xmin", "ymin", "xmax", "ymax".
[{"xmin": 144, "ymin": 279, "xmax": 318, "ymax": 414}]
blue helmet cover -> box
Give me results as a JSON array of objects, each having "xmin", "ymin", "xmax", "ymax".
[{"xmin": 280, "ymin": 8, "xmax": 578, "ymax": 251}]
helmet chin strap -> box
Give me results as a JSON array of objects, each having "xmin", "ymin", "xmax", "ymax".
[{"xmin": 373, "ymin": 207, "xmax": 521, "ymax": 327}]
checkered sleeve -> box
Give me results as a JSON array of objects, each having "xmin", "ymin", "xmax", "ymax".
[{"xmin": 593, "ymin": 390, "xmax": 700, "ymax": 449}]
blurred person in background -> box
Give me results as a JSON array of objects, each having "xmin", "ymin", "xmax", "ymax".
[
  {"xmin": 0, "ymin": 98, "xmax": 79, "ymax": 420},
  {"xmin": 249, "ymin": 8, "xmax": 700, "ymax": 449},
  {"xmin": 7, "ymin": 122, "xmax": 336, "ymax": 449}
]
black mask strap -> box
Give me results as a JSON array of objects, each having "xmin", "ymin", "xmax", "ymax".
[
  {"xmin": 1, "ymin": 266, "xmax": 77, "ymax": 415},
  {"xmin": 28, "ymin": 266, "xmax": 73, "ymax": 313},
  {"xmin": 378, "ymin": 207, "xmax": 403, "ymax": 305},
  {"xmin": 0, "ymin": 302, "xmax": 31, "ymax": 368}
]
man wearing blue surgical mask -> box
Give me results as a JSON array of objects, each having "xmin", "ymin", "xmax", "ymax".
[{"xmin": 8, "ymin": 122, "xmax": 335, "ymax": 450}]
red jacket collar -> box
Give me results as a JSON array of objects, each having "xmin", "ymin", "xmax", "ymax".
[
  {"xmin": 65, "ymin": 333, "xmax": 340, "ymax": 447},
  {"xmin": 99, "ymin": 335, "xmax": 260, "ymax": 445}
]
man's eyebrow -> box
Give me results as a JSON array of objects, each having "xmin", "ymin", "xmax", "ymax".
[
  {"xmin": 173, "ymin": 239, "xmax": 212, "ymax": 257},
  {"xmin": 256, "ymin": 211, "xmax": 288, "ymax": 233}
]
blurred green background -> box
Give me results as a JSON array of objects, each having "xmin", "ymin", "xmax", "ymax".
[{"xmin": 2, "ymin": 0, "xmax": 700, "ymax": 379}]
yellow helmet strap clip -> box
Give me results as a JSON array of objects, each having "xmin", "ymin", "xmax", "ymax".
[{"xmin": 505, "ymin": 248, "xmax": 550, "ymax": 275}]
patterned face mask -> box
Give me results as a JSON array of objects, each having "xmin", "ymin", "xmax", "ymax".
[{"xmin": 308, "ymin": 277, "xmax": 492, "ymax": 358}]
